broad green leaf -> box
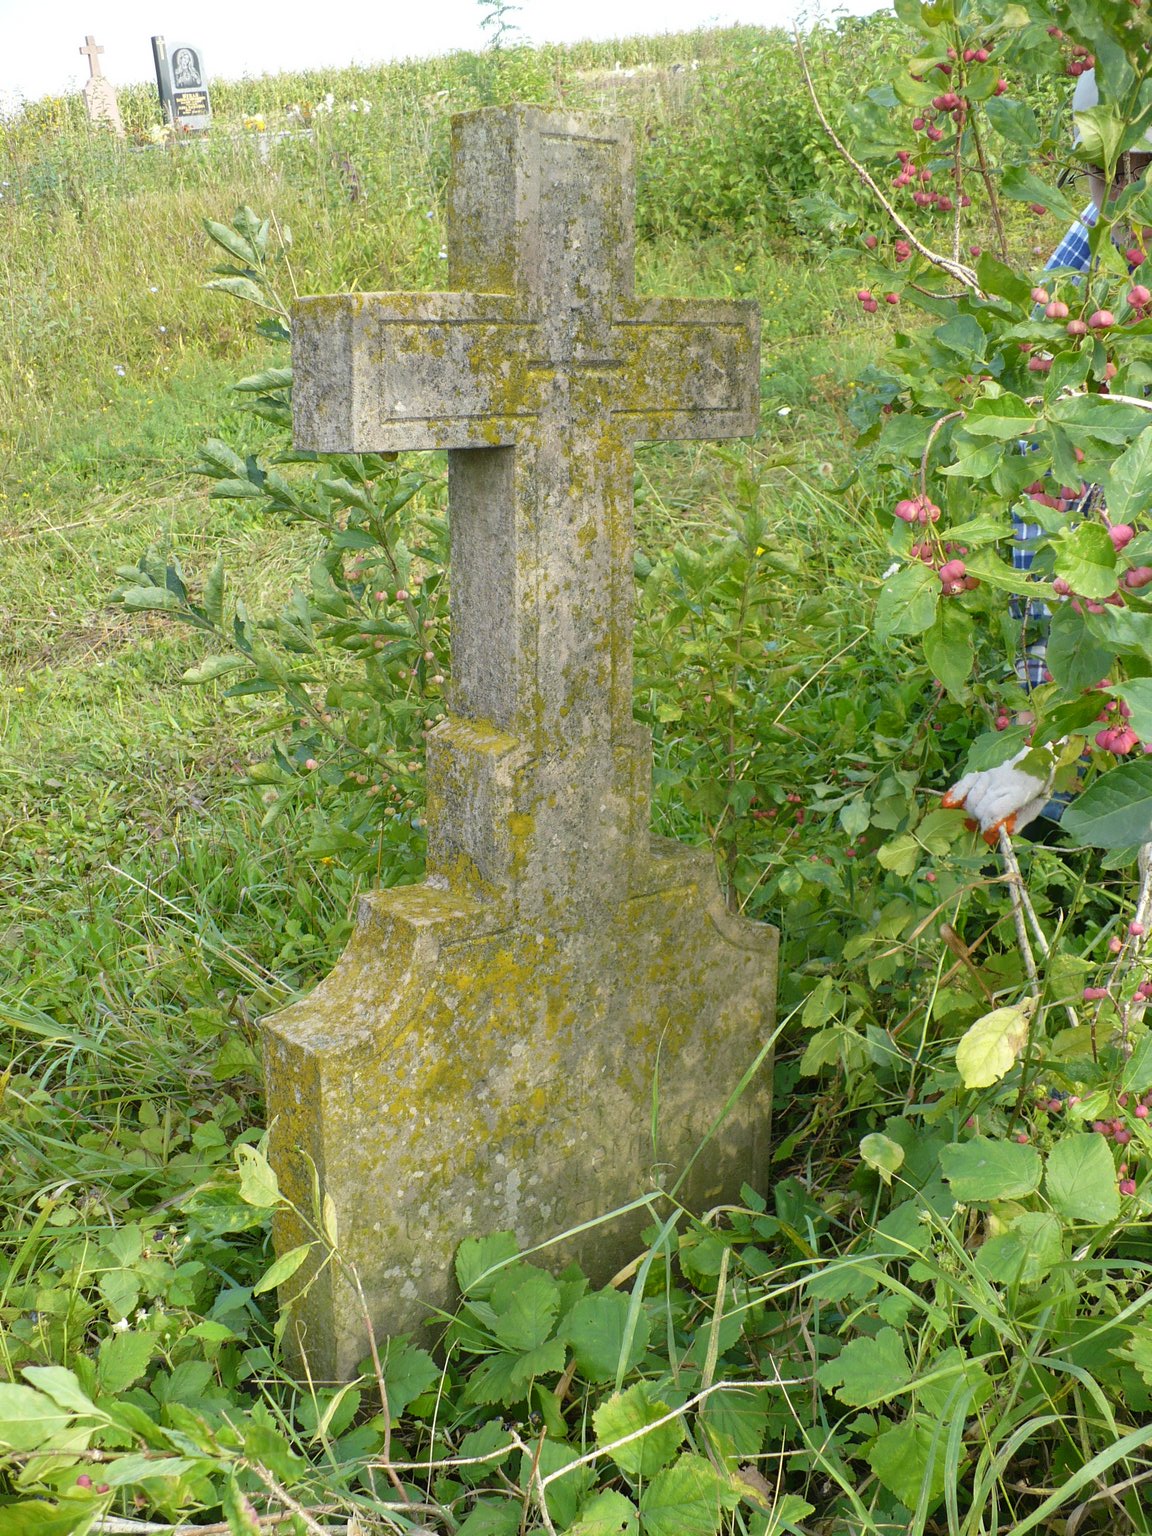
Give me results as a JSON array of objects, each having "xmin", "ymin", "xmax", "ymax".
[
  {"xmin": 593, "ymin": 1381, "xmax": 685, "ymax": 1478},
  {"xmin": 875, "ymin": 834, "xmax": 920, "ymax": 878},
  {"xmin": 975, "ymin": 252, "xmax": 1031, "ymax": 306},
  {"xmin": 915, "ymin": 1346, "xmax": 994, "ymax": 1418},
  {"xmin": 965, "ymin": 725, "xmax": 1030, "ymax": 773},
  {"xmin": 233, "ymin": 366, "xmax": 293, "ymax": 392},
  {"xmin": 984, "ymin": 94, "xmax": 1039, "ymax": 147},
  {"xmin": 859, "ymin": 1132, "xmax": 905, "ymax": 1185},
  {"xmin": 21, "ymin": 1367, "xmax": 98, "ymax": 1417},
  {"xmin": 1075, "ymin": 104, "xmax": 1128, "ymax": 173},
  {"xmin": 638, "ymin": 1453, "xmax": 742, "ymax": 1536},
  {"xmin": 98, "ymin": 1268, "xmax": 140, "ymax": 1323},
  {"xmin": 750, "ymin": 1494, "xmax": 817, "ymax": 1534},
  {"xmin": 1052, "ymin": 523, "xmax": 1117, "ymax": 601},
  {"xmin": 1050, "ymin": 394, "xmax": 1150, "ymax": 446},
  {"xmin": 120, "ymin": 586, "xmax": 181, "ymax": 613},
  {"xmin": 455, "ymin": 1232, "xmax": 520, "ymax": 1298},
  {"xmin": 1045, "ymin": 606, "xmax": 1115, "ymax": 691},
  {"xmin": 939, "ymin": 1137, "xmax": 1043, "ymax": 1202},
  {"xmin": 205, "ymin": 275, "xmax": 282, "ymax": 312},
  {"xmin": 563, "ymin": 1289, "xmax": 650, "ymax": 1384},
  {"xmin": 234, "ymin": 1145, "xmax": 282, "ymax": 1208},
  {"xmin": 253, "ymin": 1243, "xmax": 312, "ymax": 1297},
  {"xmin": 455, "ymin": 1422, "xmax": 514, "ymax": 1487},
  {"xmin": 203, "ymin": 218, "xmax": 258, "ymax": 267},
  {"xmin": 223, "ymin": 1474, "xmax": 263, "ymax": 1536},
  {"xmin": 97, "ymin": 1329, "xmax": 155, "ymax": 1395},
  {"xmin": 955, "ymin": 1003, "xmax": 1033, "ymax": 1088},
  {"xmin": 936, "ymin": 315, "xmax": 986, "ymax": 360},
  {"xmin": 1062, "ymin": 760, "xmax": 1152, "ymax": 848},
  {"xmin": 1000, "ymin": 164, "xmax": 1079, "ymax": 225},
  {"xmin": 699, "ymin": 1386, "xmax": 770, "ymax": 1464},
  {"xmin": 0, "ymin": 1384, "xmax": 71, "ymax": 1450},
  {"xmin": 975, "ymin": 1210, "xmax": 1063, "ymax": 1286},
  {"xmin": 839, "ymin": 796, "xmax": 871, "ymax": 838},
  {"xmin": 1045, "ymin": 1134, "xmax": 1121, "ymax": 1223},
  {"xmin": 182, "ymin": 655, "xmax": 249, "ymax": 684},
  {"xmin": 95, "ymin": 1453, "xmax": 199, "ymax": 1486},
  {"xmin": 1122, "ymin": 1033, "xmax": 1152, "ymax": 1094},
  {"xmin": 868, "ymin": 1417, "xmax": 950, "ymax": 1511},
  {"xmin": 506, "ymin": 1337, "xmax": 567, "ymax": 1393},
  {"xmin": 567, "ymin": 1490, "xmax": 639, "ymax": 1536},
  {"xmin": 492, "ymin": 1270, "xmax": 561, "ymax": 1352},
  {"xmin": 922, "ymin": 602, "xmax": 973, "ymax": 700},
  {"xmin": 964, "ymin": 393, "xmax": 1036, "ymax": 440},
  {"xmin": 1103, "ymin": 427, "xmax": 1152, "ymax": 525},
  {"xmin": 0, "ymin": 1500, "xmax": 90, "ymax": 1535},
  {"xmin": 1114, "ymin": 680, "xmax": 1152, "ymax": 743},
  {"xmin": 202, "ymin": 554, "xmax": 226, "ymax": 630},
  {"xmin": 874, "ymin": 563, "xmax": 939, "ymax": 642},
  {"xmin": 816, "ymin": 1328, "xmax": 910, "ymax": 1408},
  {"xmin": 456, "ymin": 1500, "xmax": 521, "ymax": 1536}
]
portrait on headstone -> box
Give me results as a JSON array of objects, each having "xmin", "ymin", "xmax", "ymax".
[{"xmin": 172, "ymin": 47, "xmax": 203, "ymax": 89}]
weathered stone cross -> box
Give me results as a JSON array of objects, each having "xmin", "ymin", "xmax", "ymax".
[
  {"xmin": 79, "ymin": 36, "xmax": 105, "ymax": 78},
  {"xmin": 265, "ymin": 106, "xmax": 777, "ymax": 1381}
]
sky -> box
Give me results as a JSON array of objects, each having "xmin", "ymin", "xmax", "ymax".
[{"xmin": 0, "ymin": 0, "xmax": 891, "ymax": 113}]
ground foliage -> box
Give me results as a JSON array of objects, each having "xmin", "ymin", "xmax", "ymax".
[{"xmin": 5, "ymin": 6, "xmax": 1152, "ymax": 1535}]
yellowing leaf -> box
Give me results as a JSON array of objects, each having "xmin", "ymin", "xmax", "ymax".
[
  {"xmin": 955, "ymin": 1002, "xmax": 1034, "ymax": 1088},
  {"xmin": 860, "ymin": 1133, "xmax": 905, "ymax": 1185}
]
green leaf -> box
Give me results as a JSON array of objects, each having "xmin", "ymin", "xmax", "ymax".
[
  {"xmin": 203, "ymin": 554, "xmax": 226, "ymax": 630},
  {"xmin": 120, "ymin": 586, "xmax": 181, "ymax": 613},
  {"xmin": 456, "ymin": 1232, "xmax": 520, "ymax": 1298},
  {"xmin": 98, "ymin": 1268, "xmax": 140, "ymax": 1323},
  {"xmin": 0, "ymin": 1499, "xmax": 92, "ymax": 1535},
  {"xmin": 97, "ymin": 1329, "xmax": 156, "ymax": 1395},
  {"xmin": 939, "ymin": 1137, "xmax": 1043, "ymax": 1201},
  {"xmin": 859, "ymin": 1132, "xmax": 905, "ymax": 1184},
  {"xmin": 593, "ymin": 1381, "xmax": 685, "ymax": 1478},
  {"xmin": 492, "ymin": 1270, "xmax": 561, "ymax": 1352},
  {"xmin": 567, "ymin": 1490, "xmax": 639, "ymax": 1536},
  {"xmin": 0, "ymin": 1384, "xmax": 71, "ymax": 1450},
  {"xmin": 380, "ymin": 1340, "xmax": 440, "ymax": 1416},
  {"xmin": 223, "ymin": 1474, "xmax": 263, "ymax": 1536},
  {"xmin": 1050, "ymin": 394, "xmax": 1150, "ymax": 446},
  {"xmin": 638, "ymin": 1453, "xmax": 741, "ymax": 1536},
  {"xmin": 816, "ymin": 1327, "xmax": 910, "ymax": 1408},
  {"xmin": 868, "ymin": 1417, "xmax": 949, "ymax": 1511},
  {"xmin": 1062, "ymin": 760, "xmax": 1152, "ymax": 848},
  {"xmin": 205, "ymin": 276, "xmax": 281, "ymax": 312},
  {"xmin": 1103, "ymin": 427, "xmax": 1152, "ymax": 525},
  {"xmin": 1122, "ymin": 1033, "xmax": 1152, "ymax": 1095},
  {"xmin": 699, "ymin": 1386, "xmax": 770, "ymax": 1464},
  {"xmin": 253, "ymin": 1243, "xmax": 312, "ymax": 1297},
  {"xmin": 875, "ymin": 563, "xmax": 939, "ymax": 643},
  {"xmin": 1046, "ymin": 1134, "xmax": 1122, "ymax": 1223},
  {"xmin": 964, "ymin": 393, "xmax": 1036, "ymax": 439},
  {"xmin": 456, "ymin": 1500, "xmax": 521, "ymax": 1536},
  {"xmin": 234, "ymin": 1145, "xmax": 282, "ymax": 1208},
  {"xmin": 21, "ymin": 1366, "xmax": 98, "ymax": 1416},
  {"xmin": 182, "ymin": 655, "xmax": 249, "ymax": 684},
  {"xmin": 922, "ymin": 601, "xmax": 974, "ymax": 700},
  {"xmin": 955, "ymin": 1003, "xmax": 1033, "ymax": 1088},
  {"xmin": 1115, "ymin": 1322, "xmax": 1152, "ymax": 1388},
  {"xmin": 1045, "ymin": 606, "xmax": 1115, "ymax": 691},
  {"xmin": 1052, "ymin": 523, "xmax": 1118, "ymax": 601},
  {"xmin": 203, "ymin": 218, "xmax": 258, "ymax": 267},
  {"xmin": 1115, "ymin": 680, "xmax": 1152, "ymax": 743},
  {"xmin": 1000, "ymin": 164, "xmax": 1079, "ymax": 225},
  {"xmin": 936, "ymin": 315, "xmax": 986, "ymax": 360},
  {"xmin": 93, "ymin": 1453, "xmax": 199, "ymax": 1486},
  {"xmin": 233, "ymin": 367, "xmax": 293, "ymax": 392},
  {"xmin": 563, "ymin": 1289, "xmax": 650, "ymax": 1384},
  {"xmin": 975, "ymin": 1210, "xmax": 1063, "ymax": 1286}
]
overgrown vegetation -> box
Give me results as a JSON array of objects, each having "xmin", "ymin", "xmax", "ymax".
[{"xmin": 6, "ymin": 3, "xmax": 1152, "ymax": 1532}]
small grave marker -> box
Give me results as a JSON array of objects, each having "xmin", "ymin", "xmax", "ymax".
[
  {"xmin": 264, "ymin": 105, "xmax": 777, "ymax": 1380},
  {"xmin": 79, "ymin": 35, "xmax": 124, "ymax": 139}
]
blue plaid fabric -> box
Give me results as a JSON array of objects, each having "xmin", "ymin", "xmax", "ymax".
[{"xmin": 1010, "ymin": 204, "xmax": 1099, "ymax": 689}]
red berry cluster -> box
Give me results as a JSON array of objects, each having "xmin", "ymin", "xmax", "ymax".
[{"xmin": 893, "ymin": 493, "xmax": 941, "ymax": 524}]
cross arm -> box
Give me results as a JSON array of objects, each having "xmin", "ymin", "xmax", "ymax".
[
  {"xmin": 293, "ymin": 292, "xmax": 542, "ymax": 454},
  {"xmin": 611, "ymin": 298, "xmax": 760, "ymax": 443}
]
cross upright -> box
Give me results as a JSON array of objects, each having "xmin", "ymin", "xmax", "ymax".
[
  {"xmin": 80, "ymin": 36, "xmax": 105, "ymax": 78},
  {"xmin": 293, "ymin": 105, "xmax": 759, "ymax": 907},
  {"xmin": 269, "ymin": 106, "xmax": 775, "ymax": 1379}
]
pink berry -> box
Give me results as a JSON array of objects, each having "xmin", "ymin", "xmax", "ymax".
[
  {"xmin": 1067, "ymin": 318, "xmax": 1089, "ymax": 337},
  {"xmin": 864, "ymin": 233, "xmax": 878, "ymax": 249},
  {"xmin": 857, "ymin": 289, "xmax": 873, "ymax": 302},
  {"xmin": 1031, "ymin": 286, "xmax": 1050, "ymax": 304},
  {"xmin": 1028, "ymin": 355, "xmax": 1052, "ymax": 373},
  {"xmin": 1084, "ymin": 986, "xmax": 1109, "ymax": 1001},
  {"xmin": 1116, "ymin": 1127, "xmax": 1134, "ymax": 1145},
  {"xmin": 1029, "ymin": 202, "xmax": 1048, "ymax": 216},
  {"xmin": 304, "ymin": 758, "xmax": 319, "ymax": 771},
  {"xmin": 974, "ymin": 48, "xmax": 990, "ymax": 62},
  {"xmin": 895, "ymin": 240, "xmax": 911, "ymax": 261},
  {"xmin": 862, "ymin": 298, "xmax": 879, "ymax": 313},
  {"xmin": 1128, "ymin": 248, "xmax": 1147, "ymax": 267},
  {"xmin": 926, "ymin": 125, "xmax": 944, "ymax": 142},
  {"xmin": 1045, "ymin": 300, "xmax": 1069, "ymax": 320},
  {"xmin": 1120, "ymin": 1178, "xmax": 1138, "ymax": 1196},
  {"xmin": 1124, "ymin": 567, "xmax": 1152, "ymax": 589},
  {"xmin": 885, "ymin": 292, "xmax": 900, "ymax": 305},
  {"xmin": 1138, "ymin": 1104, "xmax": 1150, "ymax": 1119},
  {"xmin": 76, "ymin": 1475, "xmax": 93, "ymax": 1489},
  {"xmin": 395, "ymin": 588, "xmax": 409, "ymax": 600},
  {"xmin": 1110, "ymin": 524, "xmax": 1135, "ymax": 550},
  {"xmin": 1131, "ymin": 285, "xmax": 1152, "ymax": 308},
  {"xmin": 1090, "ymin": 309, "xmax": 1116, "ymax": 329},
  {"xmin": 1111, "ymin": 936, "xmax": 1125, "ymax": 953},
  {"xmin": 994, "ymin": 714, "xmax": 1011, "ymax": 731},
  {"xmin": 924, "ymin": 870, "xmax": 937, "ymax": 883},
  {"xmin": 939, "ymin": 558, "xmax": 966, "ymax": 582},
  {"xmin": 1132, "ymin": 922, "xmax": 1146, "ymax": 937},
  {"xmin": 970, "ymin": 245, "xmax": 982, "ymax": 257},
  {"xmin": 96, "ymin": 1485, "xmax": 109, "ymax": 1496}
]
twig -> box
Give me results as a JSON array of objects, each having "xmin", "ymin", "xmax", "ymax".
[
  {"xmin": 244, "ymin": 1464, "xmax": 335, "ymax": 1536},
  {"xmin": 998, "ymin": 826, "xmax": 1041, "ymax": 994},
  {"xmin": 94, "ymin": 1513, "xmax": 330, "ymax": 1535},
  {"xmin": 793, "ymin": 27, "xmax": 980, "ymax": 294},
  {"xmin": 969, "ymin": 111, "xmax": 1008, "ymax": 261},
  {"xmin": 1114, "ymin": 842, "xmax": 1152, "ymax": 1044},
  {"xmin": 919, "ymin": 409, "xmax": 965, "ymax": 501}
]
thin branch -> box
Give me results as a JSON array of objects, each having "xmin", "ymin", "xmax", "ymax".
[
  {"xmin": 969, "ymin": 111, "xmax": 1008, "ymax": 261},
  {"xmin": 347, "ymin": 1263, "xmax": 411, "ymax": 1504},
  {"xmin": 793, "ymin": 27, "xmax": 981, "ymax": 294},
  {"xmin": 998, "ymin": 826, "xmax": 1041, "ymax": 994},
  {"xmin": 244, "ymin": 1464, "xmax": 335, "ymax": 1536}
]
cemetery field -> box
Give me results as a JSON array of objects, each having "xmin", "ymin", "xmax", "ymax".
[{"xmin": 5, "ymin": 11, "xmax": 1152, "ymax": 1535}]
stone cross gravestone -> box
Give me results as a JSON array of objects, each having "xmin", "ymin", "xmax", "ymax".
[
  {"xmin": 79, "ymin": 35, "xmax": 124, "ymax": 139},
  {"xmin": 264, "ymin": 105, "xmax": 777, "ymax": 1381}
]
